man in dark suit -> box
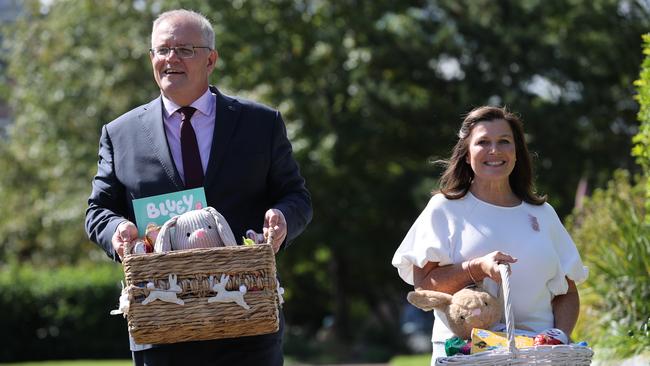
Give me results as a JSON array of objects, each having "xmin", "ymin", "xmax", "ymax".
[{"xmin": 85, "ymin": 9, "xmax": 312, "ymax": 366}]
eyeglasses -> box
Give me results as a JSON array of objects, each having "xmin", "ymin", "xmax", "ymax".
[{"xmin": 150, "ymin": 46, "xmax": 211, "ymax": 59}]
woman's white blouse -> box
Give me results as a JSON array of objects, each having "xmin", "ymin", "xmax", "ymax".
[{"xmin": 392, "ymin": 192, "xmax": 588, "ymax": 342}]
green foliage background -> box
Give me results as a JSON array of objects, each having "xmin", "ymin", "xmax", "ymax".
[
  {"xmin": 634, "ymin": 34, "xmax": 650, "ymax": 216},
  {"xmin": 0, "ymin": 264, "xmax": 127, "ymax": 361},
  {"xmin": 567, "ymin": 172, "xmax": 650, "ymax": 357},
  {"xmin": 0, "ymin": 0, "xmax": 649, "ymax": 362}
]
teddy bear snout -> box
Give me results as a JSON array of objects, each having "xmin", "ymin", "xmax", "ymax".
[{"xmin": 471, "ymin": 308, "xmax": 482, "ymax": 317}]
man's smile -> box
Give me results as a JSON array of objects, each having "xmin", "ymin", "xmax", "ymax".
[{"xmin": 163, "ymin": 68, "xmax": 184, "ymax": 75}]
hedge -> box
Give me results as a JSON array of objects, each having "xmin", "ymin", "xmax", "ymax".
[{"xmin": 0, "ymin": 262, "xmax": 130, "ymax": 361}]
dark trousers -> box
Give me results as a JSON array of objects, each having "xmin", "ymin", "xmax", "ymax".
[{"xmin": 133, "ymin": 312, "xmax": 284, "ymax": 366}]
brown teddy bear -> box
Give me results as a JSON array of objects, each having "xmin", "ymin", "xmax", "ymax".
[{"xmin": 407, "ymin": 286, "xmax": 502, "ymax": 340}]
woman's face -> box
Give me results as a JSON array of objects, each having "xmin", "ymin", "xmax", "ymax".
[{"xmin": 465, "ymin": 119, "xmax": 516, "ymax": 186}]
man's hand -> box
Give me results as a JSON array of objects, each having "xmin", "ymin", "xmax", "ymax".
[
  {"xmin": 263, "ymin": 209, "xmax": 287, "ymax": 253},
  {"xmin": 112, "ymin": 220, "xmax": 138, "ymax": 260}
]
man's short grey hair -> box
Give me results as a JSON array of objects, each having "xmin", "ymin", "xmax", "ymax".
[{"xmin": 151, "ymin": 9, "xmax": 215, "ymax": 49}]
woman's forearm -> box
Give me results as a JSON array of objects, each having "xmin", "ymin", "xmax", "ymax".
[
  {"xmin": 412, "ymin": 251, "xmax": 518, "ymax": 294},
  {"xmin": 551, "ymin": 278, "xmax": 580, "ymax": 338},
  {"xmin": 412, "ymin": 261, "xmax": 475, "ymax": 294}
]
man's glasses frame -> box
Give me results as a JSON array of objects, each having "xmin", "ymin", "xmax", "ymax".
[{"xmin": 150, "ymin": 46, "xmax": 211, "ymax": 59}]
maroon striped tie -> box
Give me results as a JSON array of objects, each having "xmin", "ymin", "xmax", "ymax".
[{"xmin": 178, "ymin": 106, "xmax": 204, "ymax": 188}]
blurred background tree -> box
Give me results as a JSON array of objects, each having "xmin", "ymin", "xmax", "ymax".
[{"xmin": 0, "ymin": 0, "xmax": 648, "ymax": 362}]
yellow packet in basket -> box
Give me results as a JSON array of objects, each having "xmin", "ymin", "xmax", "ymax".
[{"xmin": 470, "ymin": 328, "xmax": 534, "ymax": 354}]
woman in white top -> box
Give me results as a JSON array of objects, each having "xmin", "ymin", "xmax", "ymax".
[{"xmin": 392, "ymin": 106, "xmax": 587, "ymax": 364}]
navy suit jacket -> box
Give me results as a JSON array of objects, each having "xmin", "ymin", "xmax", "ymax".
[{"xmin": 85, "ymin": 86, "xmax": 312, "ymax": 259}]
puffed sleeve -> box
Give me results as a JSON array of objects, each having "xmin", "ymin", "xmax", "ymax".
[
  {"xmin": 391, "ymin": 194, "xmax": 455, "ymax": 285},
  {"xmin": 543, "ymin": 203, "xmax": 589, "ymax": 295}
]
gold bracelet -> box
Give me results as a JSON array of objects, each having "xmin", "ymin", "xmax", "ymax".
[{"xmin": 466, "ymin": 259, "xmax": 479, "ymax": 284}]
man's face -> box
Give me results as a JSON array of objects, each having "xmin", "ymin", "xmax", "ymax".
[{"xmin": 150, "ymin": 17, "xmax": 217, "ymax": 106}]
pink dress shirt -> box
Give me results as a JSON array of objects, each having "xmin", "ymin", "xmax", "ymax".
[{"xmin": 161, "ymin": 89, "xmax": 216, "ymax": 185}]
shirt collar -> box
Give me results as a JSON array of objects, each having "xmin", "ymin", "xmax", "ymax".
[{"xmin": 161, "ymin": 88, "xmax": 215, "ymax": 118}]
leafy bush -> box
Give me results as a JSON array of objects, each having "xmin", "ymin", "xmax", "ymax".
[
  {"xmin": 566, "ymin": 171, "xmax": 650, "ymax": 358},
  {"xmin": 0, "ymin": 263, "xmax": 130, "ymax": 361},
  {"xmin": 633, "ymin": 33, "xmax": 650, "ymax": 215}
]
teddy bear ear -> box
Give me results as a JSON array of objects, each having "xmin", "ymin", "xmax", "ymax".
[
  {"xmin": 407, "ymin": 290, "xmax": 453, "ymax": 311},
  {"xmin": 154, "ymin": 215, "xmax": 178, "ymax": 252}
]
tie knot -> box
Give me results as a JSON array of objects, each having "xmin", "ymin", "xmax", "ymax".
[{"xmin": 178, "ymin": 106, "xmax": 197, "ymax": 122}]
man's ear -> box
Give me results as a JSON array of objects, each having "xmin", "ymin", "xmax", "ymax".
[{"xmin": 207, "ymin": 49, "xmax": 218, "ymax": 70}]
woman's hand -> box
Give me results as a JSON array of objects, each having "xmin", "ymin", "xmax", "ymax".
[{"xmin": 470, "ymin": 251, "xmax": 517, "ymax": 283}]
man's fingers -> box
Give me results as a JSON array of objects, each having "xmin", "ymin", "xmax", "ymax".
[
  {"xmin": 119, "ymin": 230, "xmax": 130, "ymax": 242},
  {"xmin": 113, "ymin": 221, "xmax": 137, "ymax": 260},
  {"xmin": 268, "ymin": 212, "xmax": 279, "ymax": 227},
  {"xmin": 263, "ymin": 209, "xmax": 287, "ymax": 253},
  {"xmin": 118, "ymin": 222, "xmax": 137, "ymax": 241},
  {"xmin": 116, "ymin": 245, "xmax": 125, "ymax": 260}
]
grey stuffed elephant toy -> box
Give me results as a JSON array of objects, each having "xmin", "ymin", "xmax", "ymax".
[{"xmin": 154, "ymin": 207, "xmax": 237, "ymax": 252}]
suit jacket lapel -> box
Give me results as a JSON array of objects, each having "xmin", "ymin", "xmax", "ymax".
[
  {"xmin": 138, "ymin": 97, "xmax": 185, "ymax": 190},
  {"xmin": 205, "ymin": 86, "xmax": 241, "ymax": 188}
]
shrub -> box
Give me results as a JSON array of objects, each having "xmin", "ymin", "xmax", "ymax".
[
  {"xmin": 0, "ymin": 262, "xmax": 130, "ymax": 361},
  {"xmin": 566, "ymin": 171, "xmax": 650, "ymax": 358},
  {"xmin": 633, "ymin": 33, "xmax": 650, "ymax": 216}
]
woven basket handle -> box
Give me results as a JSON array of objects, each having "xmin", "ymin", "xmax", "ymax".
[{"xmin": 498, "ymin": 263, "xmax": 517, "ymax": 355}]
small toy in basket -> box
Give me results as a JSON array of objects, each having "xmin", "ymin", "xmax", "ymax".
[
  {"xmin": 112, "ymin": 207, "xmax": 282, "ymax": 345},
  {"xmin": 154, "ymin": 206, "xmax": 238, "ymax": 251}
]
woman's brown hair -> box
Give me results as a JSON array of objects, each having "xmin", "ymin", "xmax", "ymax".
[{"xmin": 437, "ymin": 106, "xmax": 546, "ymax": 205}]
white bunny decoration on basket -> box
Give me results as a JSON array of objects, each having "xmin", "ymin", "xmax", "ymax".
[
  {"xmin": 208, "ymin": 274, "xmax": 251, "ymax": 310},
  {"xmin": 141, "ymin": 274, "xmax": 184, "ymax": 306}
]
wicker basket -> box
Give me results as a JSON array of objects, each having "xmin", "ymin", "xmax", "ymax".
[
  {"xmin": 121, "ymin": 244, "xmax": 280, "ymax": 344},
  {"xmin": 435, "ymin": 264, "xmax": 593, "ymax": 365}
]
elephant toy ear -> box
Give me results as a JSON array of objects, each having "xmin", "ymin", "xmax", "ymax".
[
  {"xmin": 407, "ymin": 290, "xmax": 453, "ymax": 312},
  {"xmin": 154, "ymin": 216, "xmax": 178, "ymax": 252},
  {"xmin": 204, "ymin": 207, "xmax": 237, "ymax": 246}
]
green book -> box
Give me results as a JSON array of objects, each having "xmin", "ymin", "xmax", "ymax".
[{"xmin": 131, "ymin": 187, "xmax": 208, "ymax": 236}]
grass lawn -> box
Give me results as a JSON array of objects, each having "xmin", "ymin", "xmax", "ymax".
[
  {"xmin": 2, "ymin": 354, "xmax": 432, "ymax": 366},
  {"xmin": 389, "ymin": 354, "xmax": 430, "ymax": 366},
  {"xmin": 2, "ymin": 361, "xmax": 131, "ymax": 366}
]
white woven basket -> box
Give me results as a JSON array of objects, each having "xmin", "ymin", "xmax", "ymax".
[{"xmin": 436, "ymin": 264, "xmax": 594, "ymax": 365}]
